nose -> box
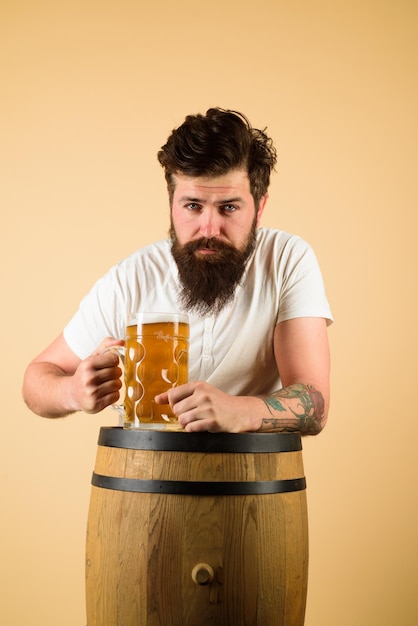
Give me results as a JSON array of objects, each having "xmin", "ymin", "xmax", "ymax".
[{"xmin": 198, "ymin": 210, "xmax": 221, "ymax": 238}]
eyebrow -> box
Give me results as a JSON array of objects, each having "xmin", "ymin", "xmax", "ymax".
[{"xmin": 179, "ymin": 195, "xmax": 244, "ymax": 204}]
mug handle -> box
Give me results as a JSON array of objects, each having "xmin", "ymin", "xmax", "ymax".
[{"xmin": 104, "ymin": 346, "xmax": 126, "ymax": 416}]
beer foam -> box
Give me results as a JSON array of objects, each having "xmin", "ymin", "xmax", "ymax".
[{"xmin": 129, "ymin": 312, "xmax": 188, "ymax": 325}]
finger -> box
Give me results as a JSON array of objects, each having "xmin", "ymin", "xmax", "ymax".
[
  {"xmin": 185, "ymin": 418, "xmax": 220, "ymax": 433},
  {"xmin": 156, "ymin": 382, "xmax": 197, "ymax": 407},
  {"xmin": 154, "ymin": 391, "xmax": 169, "ymax": 405},
  {"xmin": 93, "ymin": 352, "xmax": 121, "ymax": 369},
  {"xmin": 83, "ymin": 389, "xmax": 121, "ymax": 414},
  {"xmin": 177, "ymin": 408, "xmax": 196, "ymax": 426},
  {"xmin": 92, "ymin": 337, "xmax": 124, "ymax": 356},
  {"xmin": 94, "ymin": 366, "xmax": 123, "ymax": 386}
]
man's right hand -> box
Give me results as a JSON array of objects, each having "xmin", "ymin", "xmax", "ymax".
[
  {"xmin": 68, "ymin": 345, "xmax": 123, "ymax": 414},
  {"xmin": 22, "ymin": 333, "xmax": 124, "ymax": 418}
]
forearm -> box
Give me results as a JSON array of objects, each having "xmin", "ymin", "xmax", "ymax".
[
  {"xmin": 255, "ymin": 383, "xmax": 327, "ymax": 436},
  {"xmin": 22, "ymin": 362, "xmax": 78, "ymax": 418}
]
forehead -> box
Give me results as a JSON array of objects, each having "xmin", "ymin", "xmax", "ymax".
[{"xmin": 172, "ymin": 169, "xmax": 251, "ymax": 197}]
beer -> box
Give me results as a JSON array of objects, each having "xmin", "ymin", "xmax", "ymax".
[{"xmin": 123, "ymin": 315, "xmax": 189, "ymax": 430}]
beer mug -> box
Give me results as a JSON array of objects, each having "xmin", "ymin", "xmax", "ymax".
[{"xmin": 109, "ymin": 312, "xmax": 189, "ymax": 430}]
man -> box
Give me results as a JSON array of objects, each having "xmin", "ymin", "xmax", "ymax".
[{"xmin": 23, "ymin": 108, "xmax": 332, "ymax": 434}]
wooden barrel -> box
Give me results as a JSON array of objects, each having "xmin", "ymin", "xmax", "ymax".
[{"xmin": 86, "ymin": 427, "xmax": 308, "ymax": 626}]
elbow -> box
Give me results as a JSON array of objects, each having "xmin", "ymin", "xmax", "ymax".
[
  {"xmin": 302, "ymin": 385, "xmax": 329, "ymax": 436},
  {"xmin": 21, "ymin": 372, "xmax": 33, "ymax": 413},
  {"xmin": 307, "ymin": 414, "xmax": 328, "ymax": 436},
  {"xmin": 22, "ymin": 366, "xmax": 48, "ymax": 418}
]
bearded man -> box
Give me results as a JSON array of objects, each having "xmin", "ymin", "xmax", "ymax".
[{"xmin": 23, "ymin": 108, "xmax": 332, "ymax": 434}]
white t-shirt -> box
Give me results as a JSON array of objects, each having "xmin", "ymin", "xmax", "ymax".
[{"xmin": 64, "ymin": 228, "xmax": 333, "ymax": 396}]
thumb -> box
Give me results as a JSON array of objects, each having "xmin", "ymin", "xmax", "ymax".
[{"xmin": 92, "ymin": 337, "xmax": 125, "ymax": 356}]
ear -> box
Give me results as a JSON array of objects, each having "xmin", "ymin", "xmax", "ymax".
[{"xmin": 256, "ymin": 194, "xmax": 268, "ymax": 226}]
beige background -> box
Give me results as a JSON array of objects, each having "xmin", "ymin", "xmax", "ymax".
[{"xmin": 1, "ymin": 1, "xmax": 417, "ymax": 624}]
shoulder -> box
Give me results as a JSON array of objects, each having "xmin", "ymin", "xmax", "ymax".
[
  {"xmin": 84, "ymin": 239, "xmax": 174, "ymax": 301},
  {"xmin": 107, "ymin": 239, "xmax": 174, "ymax": 278},
  {"xmin": 117, "ymin": 239, "xmax": 172, "ymax": 267},
  {"xmin": 254, "ymin": 228, "xmax": 314, "ymax": 261}
]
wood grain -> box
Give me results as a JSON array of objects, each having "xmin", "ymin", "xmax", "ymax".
[{"xmin": 86, "ymin": 433, "xmax": 308, "ymax": 625}]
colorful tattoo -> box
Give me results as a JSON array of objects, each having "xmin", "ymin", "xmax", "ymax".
[{"xmin": 260, "ymin": 383, "xmax": 325, "ymax": 435}]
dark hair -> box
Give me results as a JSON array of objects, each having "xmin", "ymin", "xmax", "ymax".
[{"xmin": 157, "ymin": 108, "xmax": 277, "ymax": 207}]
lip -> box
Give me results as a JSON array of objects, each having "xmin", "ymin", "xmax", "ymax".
[{"xmin": 196, "ymin": 248, "xmax": 217, "ymax": 255}]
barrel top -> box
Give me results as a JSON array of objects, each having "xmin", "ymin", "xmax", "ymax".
[{"xmin": 97, "ymin": 427, "xmax": 302, "ymax": 453}]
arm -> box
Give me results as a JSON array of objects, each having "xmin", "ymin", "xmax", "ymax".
[
  {"xmin": 156, "ymin": 317, "xmax": 330, "ymax": 435},
  {"xmin": 257, "ymin": 317, "xmax": 330, "ymax": 434},
  {"xmin": 22, "ymin": 333, "xmax": 124, "ymax": 418}
]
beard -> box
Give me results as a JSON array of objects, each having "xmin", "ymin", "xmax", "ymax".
[{"xmin": 170, "ymin": 219, "xmax": 257, "ymax": 316}]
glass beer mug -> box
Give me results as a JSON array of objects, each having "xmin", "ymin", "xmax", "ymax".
[{"xmin": 109, "ymin": 312, "xmax": 189, "ymax": 430}]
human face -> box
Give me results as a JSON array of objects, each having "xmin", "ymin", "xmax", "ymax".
[
  {"xmin": 169, "ymin": 169, "xmax": 268, "ymax": 315},
  {"xmin": 170, "ymin": 169, "xmax": 267, "ymax": 255}
]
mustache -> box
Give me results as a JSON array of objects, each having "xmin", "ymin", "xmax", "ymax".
[{"xmin": 181, "ymin": 237, "xmax": 236, "ymax": 254}]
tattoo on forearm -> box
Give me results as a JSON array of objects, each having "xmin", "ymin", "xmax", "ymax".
[{"xmin": 260, "ymin": 383, "xmax": 325, "ymax": 435}]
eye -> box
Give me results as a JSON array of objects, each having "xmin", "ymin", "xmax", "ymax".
[
  {"xmin": 221, "ymin": 204, "xmax": 237, "ymax": 213},
  {"xmin": 186, "ymin": 202, "xmax": 201, "ymax": 211}
]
